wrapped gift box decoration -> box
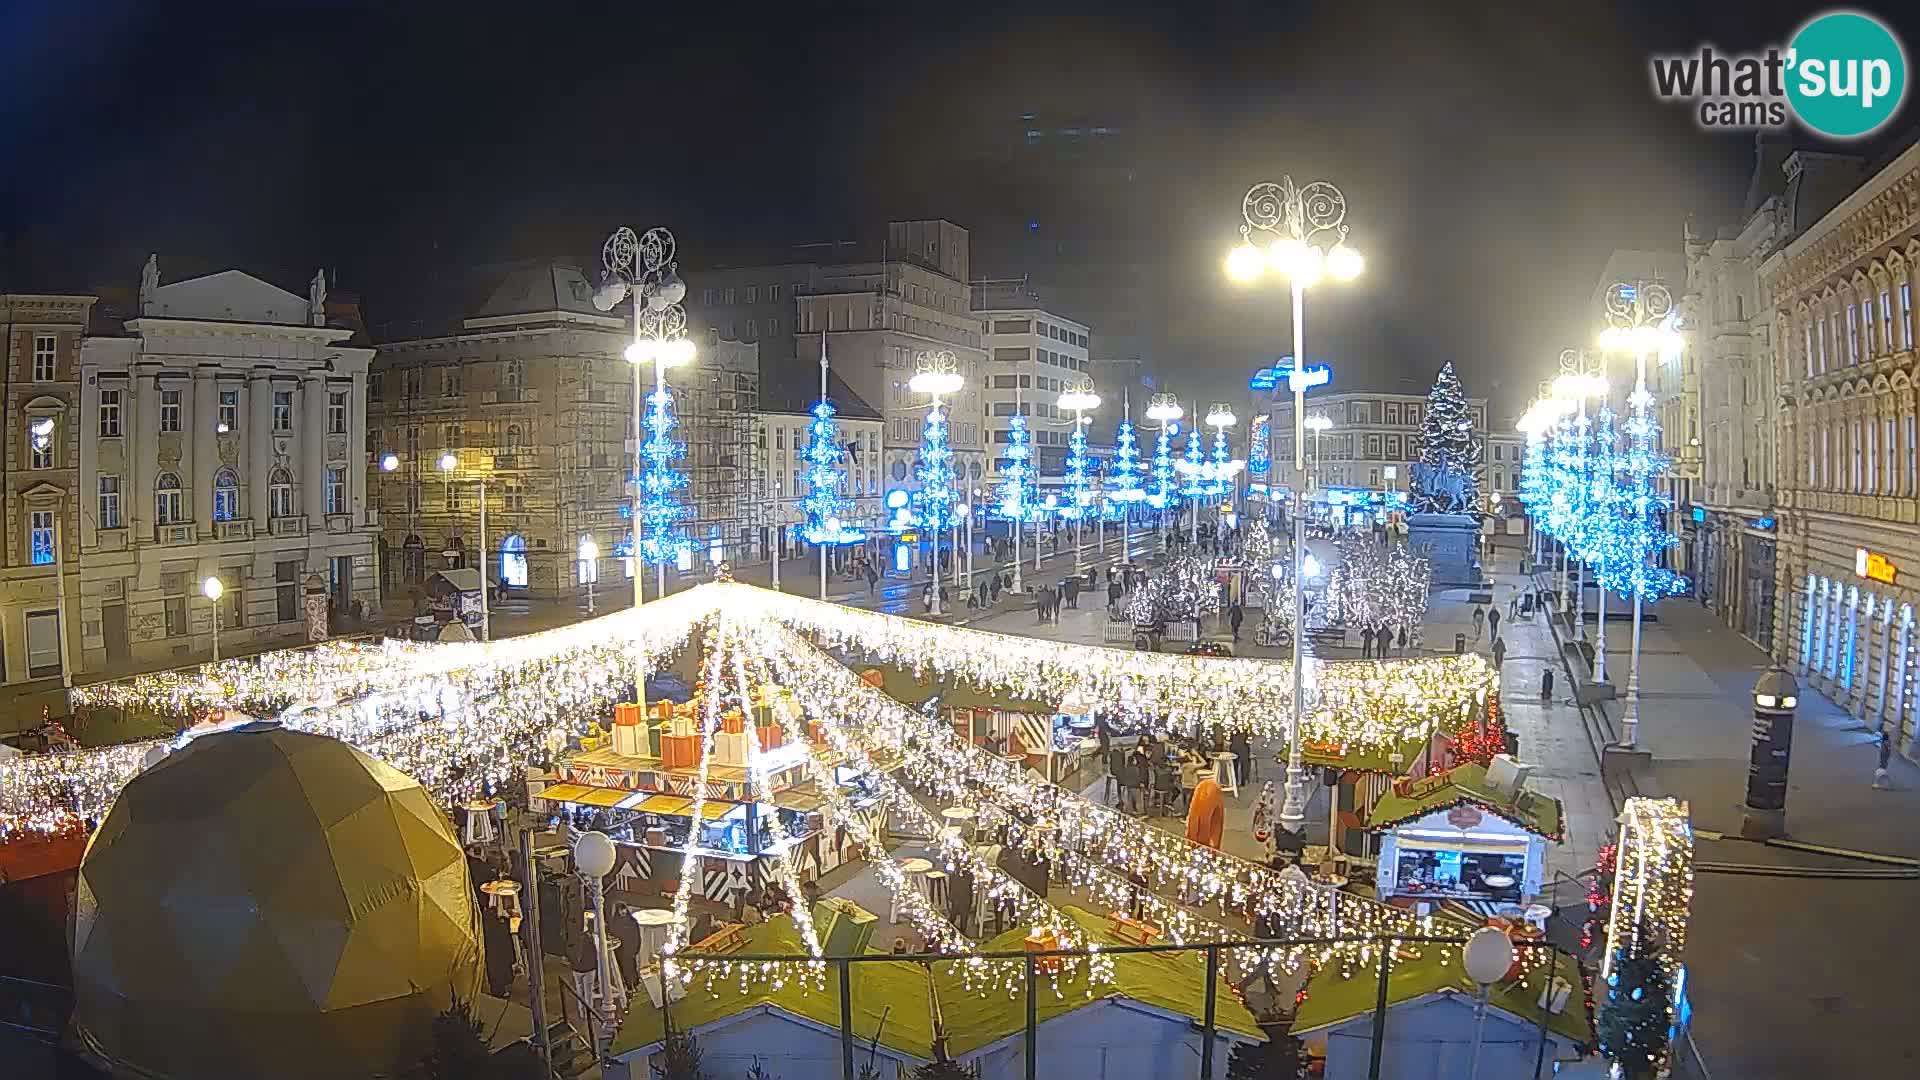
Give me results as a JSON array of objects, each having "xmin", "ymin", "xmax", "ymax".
[
  {"xmin": 661, "ymin": 733, "xmax": 701, "ymax": 769},
  {"xmin": 612, "ymin": 702, "xmax": 645, "ymax": 756},
  {"xmin": 714, "ymin": 730, "xmax": 751, "ymax": 767},
  {"xmin": 755, "ymin": 723, "xmax": 784, "ymax": 752},
  {"xmin": 645, "ymin": 722, "xmax": 664, "ymax": 758},
  {"xmin": 669, "ymin": 715, "xmax": 695, "ymax": 738},
  {"xmin": 721, "ymin": 709, "xmax": 746, "ymax": 736}
]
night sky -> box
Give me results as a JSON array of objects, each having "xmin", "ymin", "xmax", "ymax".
[{"xmin": 4, "ymin": 0, "xmax": 1916, "ymax": 416}]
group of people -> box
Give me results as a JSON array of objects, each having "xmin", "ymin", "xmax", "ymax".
[
  {"xmin": 1472, "ymin": 601, "xmax": 1509, "ymax": 668},
  {"xmin": 1104, "ymin": 727, "xmax": 1253, "ymax": 817},
  {"xmin": 1358, "ymin": 623, "xmax": 1410, "ymax": 658}
]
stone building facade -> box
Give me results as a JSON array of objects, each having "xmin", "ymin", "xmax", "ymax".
[
  {"xmin": 76, "ymin": 263, "xmax": 379, "ymax": 672},
  {"xmin": 1762, "ymin": 141, "xmax": 1920, "ymax": 757}
]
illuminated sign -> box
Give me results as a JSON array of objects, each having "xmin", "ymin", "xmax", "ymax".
[
  {"xmin": 1691, "ymin": 506, "xmax": 1706, "ymax": 523},
  {"xmin": 1278, "ymin": 364, "xmax": 1333, "ymax": 392},
  {"xmin": 1753, "ymin": 516, "xmax": 1776, "ymax": 530},
  {"xmin": 1248, "ymin": 366, "xmax": 1280, "ymax": 391},
  {"xmin": 893, "ymin": 544, "xmax": 911, "ymax": 573},
  {"xmin": 1248, "ymin": 415, "xmax": 1271, "ymax": 476},
  {"xmin": 1856, "ymin": 547, "xmax": 1898, "ymax": 585}
]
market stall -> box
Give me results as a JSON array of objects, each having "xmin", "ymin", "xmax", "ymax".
[
  {"xmin": 1367, "ymin": 759, "xmax": 1561, "ymax": 911},
  {"xmin": 852, "ymin": 665, "xmax": 1098, "ymax": 786}
]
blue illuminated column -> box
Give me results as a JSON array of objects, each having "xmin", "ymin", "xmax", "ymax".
[
  {"xmin": 997, "ymin": 406, "xmax": 1037, "ymax": 593},
  {"xmin": 1106, "ymin": 397, "xmax": 1148, "ymax": 559},
  {"xmin": 1057, "ymin": 381, "xmax": 1102, "ymax": 571},
  {"xmin": 910, "ymin": 350, "xmax": 964, "ymax": 614}
]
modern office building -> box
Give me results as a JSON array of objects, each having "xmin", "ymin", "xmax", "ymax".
[{"xmin": 974, "ymin": 281, "xmax": 1092, "ymax": 492}]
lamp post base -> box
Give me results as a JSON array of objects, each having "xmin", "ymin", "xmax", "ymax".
[{"xmin": 1278, "ymin": 767, "xmax": 1311, "ymax": 831}]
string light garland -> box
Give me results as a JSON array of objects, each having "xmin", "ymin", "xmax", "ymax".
[
  {"xmin": 798, "ymin": 400, "xmax": 864, "ymax": 546},
  {"xmin": 1148, "ymin": 422, "xmax": 1178, "ymax": 510},
  {"xmin": 662, "ymin": 628, "xmax": 729, "ymax": 978},
  {"xmin": 996, "ymin": 411, "xmax": 1036, "ymax": 523},
  {"xmin": 1322, "ymin": 535, "xmax": 1430, "ymax": 632},
  {"xmin": 1600, "ymin": 797, "xmax": 1693, "ymax": 1066},
  {"xmin": 1060, "ymin": 416, "xmax": 1093, "ymax": 521},
  {"xmin": 1105, "ymin": 417, "xmax": 1147, "ymax": 511},
  {"xmin": 639, "ymin": 385, "xmax": 693, "ymax": 566},
  {"xmin": 914, "ymin": 400, "xmax": 959, "ymax": 535}
]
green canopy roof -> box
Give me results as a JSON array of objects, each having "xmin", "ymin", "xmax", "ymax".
[
  {"xmin": 853, "ymin": 661, "xmax": 1058, "ymax": 714},
  {"xmin": 1290, "ymin": 943, "xmax": 1591, "ymax": 1046},
  {"xmin": 1364, "ymin": 762, "xmax": 1564, "ymax": 841},
  {"xmin": 611, "ymin": 904, "xmax": 1264, "ymax": 1059},
  {"xmin": 1301, "ymin": 733, "xmax": 1431, "ymax": 776}
]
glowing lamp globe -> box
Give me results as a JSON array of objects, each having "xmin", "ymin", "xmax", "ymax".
[
  {"xmin": 1226, "ymin": 242, "xmax": 1265, "ymax": 282},
  {"xmin": 380, "ymin": 453, "xmax": 399, "ymax": 472},
  {"xmin": 1326, "ymin": 242, "xmax": 1364, "ymax": 281},
  {"xmin": 1463, "ymin": 926, "xmax": 1517, "ymax": 985},
  {"xmin": 437, "ymin": 452, "xmax": 457, "ymax": 472},
  {"xmin": 71, "ymin": 724, "xmax": 482, "ymax": 1080},
  {"xmin": 661, "ymin": 337, "xmax": 697, "ymax": 368},
  {"xmin": 908, "ymin": 369, "xmax": 964, "ymax": 396},
  {"xmin": 573, "ymin": 830, "xmax": 617, "ymax": 878}
]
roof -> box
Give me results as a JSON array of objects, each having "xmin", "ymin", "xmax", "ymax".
[
  {"xmin": 433, "ymin": 569, "xmax": 483, "ymax": 593},
  {"xmin": 1364, "ymin": 762, "xmax": 1563, "ymax": 841},
  {"xmin": 610, "ymin": 904, "xmax": 1263, "ymax": 1060},
  {"xmin": 469, "ymin": 261, "xmax": 610, "ymax": 322},
  {"xmin": 758, "ymin": 364, "xmax": 882, "ymax": 421},
  {"xmin": 1301, "ymin": 733, "xmax": 1429, "ymax": 776},
  {"xmin": 1290, "ymin": 942, "xmax": 1591, "ymax": 1046},
  {"xmin": 855, "ymin": 662, "xmax": 1055, "ymax": 714}
]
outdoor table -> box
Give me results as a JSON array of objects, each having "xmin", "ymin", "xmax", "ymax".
[
  {"xmin": 631, "ymin": 907, "xmax": 682, "ymax": 967},
  {"xmin": 1210, "ymin": 751, "xmax": 1240, "ymax": 795},
  {"xmin": 941, "ymin": 806, "xmax": 977, "ymax": 841},
  {"xmin": 894, "ymin": 858, "xmax": 934, "ymax": 922},
  {"xmin": 480, "ymin": 878, "xmax": 522, "ymax": 921}
]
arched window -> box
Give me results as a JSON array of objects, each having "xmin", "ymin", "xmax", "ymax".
[
  {"xmin": 155, "ymin": 472, "xmax": 183, "ymax": 525},
  {"xmin": 504, "ymin": 358, "xmax": 524, "ymax": 390},
  {"xmin": 268, "ymin": 467, "xmax": 294, "ymax": 520},
  {"xmin": 505, "ymin": 424, "xmax": 523, "ymax": 450},
  {"xmin": 212, "ymin": 468, "xmax": 239, "ymax": 522}
]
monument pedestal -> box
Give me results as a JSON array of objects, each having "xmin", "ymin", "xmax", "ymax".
[{"xmin": 1405, "ymin": 513, "xmax": 1482, "ymax": 587}]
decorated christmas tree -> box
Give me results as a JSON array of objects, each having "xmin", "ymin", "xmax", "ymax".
[
  {"xmin": 995, "ymin": 412, "xmax": 1036, "ymax": 522},
  {"xmin": 797, "ymin": 400, "xmax": 862, "ymax": 545},
  {"xmin": 638, "ymin": 385, "xmax": 693, "ymax": 565},
  {"xmin": 1061, "ymin": 417, "xmax": 1093, "ymax": 520},
  {"xmin": 1179, "ymin": 428, "xmax": 1207, "ymax": 500},
  {"xmin": 1580, "ymin": 405, "xmax": 1627, "ymax": 592},
  {"xmin": 1148, "ymin": 423, "xmax": 1178, "ymax": 510},
  {"xmin": 1608, "ymin": 383, "xmax": 1686, "ymax": 603},
  {"xmin": 1597, "ymin": 942, "xmax": 1673, "ymax": 1080},
  {"xmin": 914, "ymin": 402, "xmax": 958, "ymax": 532},
  {"xmin": 1106, "ymin": 417, "xmax": 1147, "ymax": 512},
  {"xmin": 1410, "ymin": 362, "xmax": 1483, "ymax": 513}
]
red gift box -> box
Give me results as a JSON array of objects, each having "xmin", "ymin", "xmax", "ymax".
[
  {"xmin": 722, "ymin": 710, "xmax": 746, "ymax": 736},
  {"xmin": 756, "ymin": 723, "xmax": 785, "ymax": 751},
  {"xmin": 613, "ymin": 702, "xmax": 643, "ymax": 728},
  {"xmin": 808, "ymin": 721, "xmax": 828, "ymax": 746},
  {"xmin": 661, "ymin": 733, "xmax": 701, "ymax": 769}
]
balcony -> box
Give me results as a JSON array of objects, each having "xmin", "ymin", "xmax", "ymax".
[
  {"xmin": 96, "ymin": 527, "xmax": 127, "ymax": 552},
  {"xmin": 215, "ymin": 519, "xmax": 255, "ymax": 542},
  {"xmin": 362, "ymin": 507, "xmax": 381, "ymax": 529},
  {"xmin": 325, "ymin": 513, "xmax": 353, "ymax": 534},
  {"xmin": 492, "ymin": 453, "xmax": 521, "ymax": 470},
  {"xmin": 268, "ymin": 515, "xmax": 308, "ymax": 538},
  {"xmin": 483, "ymin": 388, "xmax": 537, "ymax": 405},
  {"xmin": 154, "ymin": 523, "xmax": 196, "ymax": 547}
]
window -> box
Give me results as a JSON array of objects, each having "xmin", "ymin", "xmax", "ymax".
[
  {"xmin": 328, "ymin": 391, "xmax": 348, "ymax": 433},
  {"xmin": 276, "ymin": 560, "xmax": 300, "ymax": 622},
  {"xmin": 273, "ymin": 391, "xmax": 293, "ymax": 431},
  {"xmin": 326, "ymin": 467, "xmax": 346, "ymax": 514},
  {"xmin": 702, "ymin": 288, "xmax": 715, "ymax": 305},
  {"xmin": 1852, "ymin": 421, "xmax": 1863, "ymax": 490},
  {"xmin": 724, "ymin": 288, "xmax": 736, "ymax": 304},
  {"xmin": 1867, "ymin": 421, "xmax": 1879, "ymax": 492},
  {"xmin": 219, "ymin": 389, "xmax": 239, "ymax": 431},
  {"xmin": 441, "ymin": 367, "xmax": 462, "ymax": 397},
  {"xmin": 745, "ymin": 286, "xmax": 757, "ymax": 303},
  {"xmin": 163, "ymin": 595, "xmax": 188, "ymax": 638},
  {"xmin": 268, "ymin": 468, "xmax": 294, "ymax": 519},
  {"xmin": 745, "ymin": 319, "xmax": 757, "ymax": 338},
  {"xmin": 1903, "ymin": 284, "xmax": 1914, "ymax": 351},
  {"xmin": 1882, "ymin": 289, "xmax": 1895, "ymax": 352},
  {"xmin": 505, "ymin": 424, "xmax": 523, "ymax": 450},
  {"xmin": 1908, "ymin": 416, "xmax": 1916, "ymax": 493},
  {"xmin": 769, "ymin": 284, "xmax": 782, "ymax": 302},
  {"xmin": 29, "ymin": 510, "xmax": 54, "ymax": 565},
  {"xmin": 98, "ymin": 476, "xmax": 121, "ymax": 529},
  {"xmin": 1805, "ymin": 322, "xmax": 1816, "ymax": 377},
  {"xmin": 31, "ymin": 334, "xmax": 55, "ymax": 381},
  {"xmin": 155, "ymin": 472, "xmax": 184, "ymax": 525},
  {"xmin": 1492, "ymin": 445, "xmax": 1504, "ymax": 462},
  {"xmin": 406, "ymin": 426, "xmax": 421, "ymax": 456},
  {"xmin": 160, "ymin": 389, "xmax": 181, "ymax": 432},
  {"xmin": 1816, "ymin": 317, "xmax": 1828, "ymax": 372},
  {"xmin": 212, "ymin": 468, "xmax": 239, "ymax": 521},
  {"xmin": 98, "ymin": 388, "xmax": 121, "ymax": 437},
  {"xmin": 1848, "ymin": 305, "xmax": 1860, "ymax": 364},
  {"xmin": 504, "ymin": 358, "xmax": 524, "ymax": 389},
  {"xmin": 28, "ymin": 416, "xmax": 54, "ymax": 469},
  {"xmin": 1886, "ymin": 418, "xmax": 1897, "ymax": 496},
  {"xmin": 503, "ymin": 483, "xmax": 525, "ymax": 511}
]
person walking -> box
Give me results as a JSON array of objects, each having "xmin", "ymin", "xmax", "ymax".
[
  {"xmin": 1229, "ymin": 602, "xmax": 1244, "ymax": 643},
  {"xmin": 1488, "ymin": 603, "xmax": 1502, "ymax": 641},
  {"xmin": 865, "ymin": 563, "xmax": 878, "ymax": 597},
  {"xmin": 1397, "ymin": 625, "xmax": 1410, "ymax": 654},
  {"xmin": 989, "ymin": 575, "xmax": 1001, "ymax": 603},
  {"xmin": 1471, "ymin": 604, "xmax": 1486, "ymax": 641},
  {"xmin": 1107, "ymin": 577, "xmax": 1123, "ymax": 615},
  {"xmin": 1229, "ymin": 730, "xmax": 1251, "ymax": 788},
  {"xmin": 1360, "ymin": 625, "xmax": 1375, "ymax": 659},
  {"xmin": 1491, "ymin": 634, "xmax": 1508, "ymax": 669}
]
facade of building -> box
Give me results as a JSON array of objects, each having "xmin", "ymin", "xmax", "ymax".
[
  {"xmin": 754, "ymin": 369, "xmax": 883, "ymax": 559},
  {"xmin": 2, "ymin": 293, "xmax": 94, "ymax": 689},
  {"xmin": 688, "ymin": 220, "xmax": 990, "ymax": 511},
  {"xmin": 976, "ymin": 295, "xmax": 1092, "ymax": 490},
  {"xmin": 368, "ymin": 262, "xmax": 760, "ymax": 606},
  {"xmin": 76, "ymin": 264, "xmax": 379, "ymax": 672},
  {"xmin": 1267, "ymin": 389, "xmax": 1501, "ymax": 500},
  {"xmin": 1761, "ymin": 140, "xmax": 1920, "ymax": 758}
]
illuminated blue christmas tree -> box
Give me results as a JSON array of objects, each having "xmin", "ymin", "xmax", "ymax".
[
  {"xmin": 914, "ymin": 402, "xmax": 958, "ymax": 532},
  {"xmin": 1178, "ymin": 427, "xmax": 1207, "ymax": 500},
  {"xmin": 1060, "ymin": 418, "xmax": 1092, "ymax": 520},
  {"xmin": 1607, "ymin": 386, "xmax": 1685, "ymax": 600},
  {"xmin": 798, "ymin": 400, "xmax": 863, "ymax": 545},
  {"xmin": 638, "ymin": 386, "xmax": 692, "ymax": 565},
  {"xmin": 1518, "ymin": 431, "xmax": 1550, "ymax": 518},
  {"xmin": 997, "ymin": 412, "xmax": 1037, "ymax": 521},
  {"xmin": 1106, "ymin": 417, "xmax": 1147, "ymax": 512},
  {"xmin": 1148, "ymin": 423, "xmax": 1178, "ymax": 510},
  {"xmin": 1207, "ymin": 426, "xmax": 1234, "ymax": 498}
]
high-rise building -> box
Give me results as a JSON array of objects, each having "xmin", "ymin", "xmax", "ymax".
[
  {"xmin": 77, "ymin": 261, "xmax": 379, "ymax": 671},
  {"xmin": 974, "ymin": 280, "xmax": 1091, "ymax": 493}
]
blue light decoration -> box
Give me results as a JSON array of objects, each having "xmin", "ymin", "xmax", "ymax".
[
  {"xmin": 1247, "ymin": 415, "xmax": 1271, "ymax": 477},
  {"xmin": 1178, "ymin": 427, "xmax": 1207, "ymax": 500},
  {"xmin": 1578, "ymin": 405, "xmax": 1627, "ymax": 583},
  {"xmin": 913, "ymin": 401, "xmax": 958, "ymax": 533},
  {"xmin": 1207, "ymin": 426, "xmax": 1234, "ymax": 497},
  {"xmin": 997, "ymin": 412, "xmax": 1037, "ymax": 521},
  {"xmin": 1106, "ymin": 417, "xmax": 1148, "ymax": 512},
  {"xmin": 1248, "ymin": 365, "xmax": 1281, "ymax": 392},
  {"xmin": 1059, "ymin": 417, "xmax": 1093, "ymax": 520},
  {"xmin": 1273, "ymin": 358, "xmax": 1334, "ymax": 392},
  {"xmin": 1604, "ymin": 384, "xmax": 1686, "ymax": 601},
  {"xmin": 638, "ymin": 386, "xmax": 693, "ymax": 565},
  {"xmin": 797, "ymin": 400, "xmax": 865, "ymax": 545},
  {"xmin": 1148, "ymin": 421, "xmax": 1179, "ymax": 510},
  {"xmin": 1518, "ymin": 430, "xmax": 1550, "ymax": 518}
]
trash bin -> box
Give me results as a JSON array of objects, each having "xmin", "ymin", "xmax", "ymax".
[{"xmin": 1454, "ymin": 633, "xmax": 1466, "ymax": 655}]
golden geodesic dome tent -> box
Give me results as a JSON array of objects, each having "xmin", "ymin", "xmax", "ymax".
[{"xmin": 72, "ymin": 722, "xmax": 483, "ymax": 1080}]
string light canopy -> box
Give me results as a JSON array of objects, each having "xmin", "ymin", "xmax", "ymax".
[{"xmin": 1600, "ymin": 797, "xmax": 1694, "ymax": 1075}]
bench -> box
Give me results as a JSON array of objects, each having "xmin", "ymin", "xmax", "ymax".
[
  {"xmin": 1107, "ymin": 912, "xmax": 1164, "ymax": 946},
  {"xmin": 1304, "ymin": 627, "xmax": 1348, "ymax": 646},
  {"xmin": 692, "ymin": 922, "xmax": 748, "ymax": 955}
]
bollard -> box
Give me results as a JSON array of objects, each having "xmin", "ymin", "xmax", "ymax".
[
  {"xmin": 1741, "ymin": 667, "xmax": 1798, "ymax": 839},
  {"xmin": 1454, "ymin": 633, "xmax": 1466, "ymax": 655}
]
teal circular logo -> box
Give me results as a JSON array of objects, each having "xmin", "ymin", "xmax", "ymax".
[{"xmin": 1787, "ymin": 11, "xmax": 1907, "ymax": 138}]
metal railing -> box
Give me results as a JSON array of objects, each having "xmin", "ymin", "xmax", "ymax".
[{"xmin": 646, "ymin": 932, "xmax": 1585, "ymax": 1080}]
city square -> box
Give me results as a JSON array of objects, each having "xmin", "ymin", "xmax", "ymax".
[{"xmin": 4, "ymin": 6, "xmax": 1920, "ymax": 1080}]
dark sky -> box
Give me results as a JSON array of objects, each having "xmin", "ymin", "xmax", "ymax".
[{"xmin": 4, "ymin": 1, "xmax": 1915, "ymax": 416}]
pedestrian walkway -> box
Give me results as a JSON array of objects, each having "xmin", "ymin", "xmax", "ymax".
[{"xmin": 1530, "ymin": 550, "xmax": 1920, "ymax": 1079}]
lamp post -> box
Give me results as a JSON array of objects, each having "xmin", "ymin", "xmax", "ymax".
[
  {"xmin": 596, "ymin": 225, "xmax": 694, "ymax": 606},
  {"xmin": 1145, "ymin": 394, "xmax": 1184, "ymax": 552},
  {"xmin": 571, "ymin": 830, "xmax": 619, "ymax": 1060},
  {"xmin": 909, "ymin": 349, "xmax": 964, "ymax": 616},
  {"xmin": 1463, "ymin": 926, "xmax": 1517, "ymax": 1080},
  {"xmin": 202, "ymin": 576, "xmax": 224, "ymax": 662},
  {"xmin": 1228, "ymin": 175, "xmax": 1364, "ymax": 831},
  {"xmin": 438, "ymin": 451, "xmax": 490, "ymax": 641},
  {"xmin": 1058, "ymin": 380, "xmax": 1102, "ymax": 573},
  {"xmin": 1597, "ymin": 281, "xmax": 1683, "ymax": 748},
  {"xmin": 579, "ymin": 536, "xmax": 599, "ymax": 614}
]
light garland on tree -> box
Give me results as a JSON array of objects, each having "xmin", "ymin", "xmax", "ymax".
[
  {"xmin": 1106, "ymin": 418, "xmax": 1146, "ymax": 511},
  {"xmin": 1177, "ymin": 427, "xmax": 1207, "ymax": 500},
  {"xmin": 914, "ymin": 401, "xmax": 958, "ymax": 533},
  {"xmin": 1610, "ymin": 386, "xmax": 1685, "ymax": 601},
  {"xmin": 1060, "ymin": 418, "xmax": 1093, "ymax": 521},
  {"xmin": 639, "ymin": 385, "xmax": 693, "ymax": 566},
  {"xmin": 1148, "ymin": 423, "xmax": 1178, "ymax": 510},
  {"xmin": 1600, "ymin": 797, "xmax": 1693, "ymax": 1075},
  {"xmin": 996, "ymin": 411, "xmax": 1036, "ymax": 523},
  {"xmin": 797, "ymin": 400, "xmax": 864, "ymax": 546},
  {"xmin": 1322, "ymin": 535, "xmax": 1430, "ymax": 632},
  {"xmin": 661, "ymin": 628, "xmax": 729, "ymax": 977}
]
